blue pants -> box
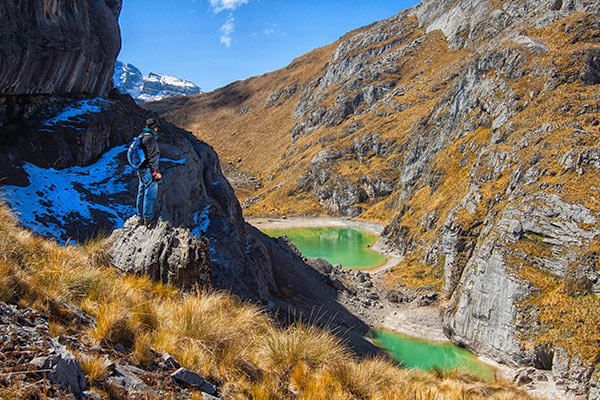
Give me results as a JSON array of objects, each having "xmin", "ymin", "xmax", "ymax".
[{"xmin": 136, "ymin": 168, "xmax": 158, "ymax": 220}]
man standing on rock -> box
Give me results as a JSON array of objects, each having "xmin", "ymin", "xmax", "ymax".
[{"xmin": 136, "ymin": 118, "xmax": 162, "ymax": 228}]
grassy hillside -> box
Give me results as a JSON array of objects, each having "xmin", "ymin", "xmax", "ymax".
[
  {"xmin": 148, "ymin": 42, "xmax": 336, "ymax": 214},
  {"xmin": 0, "ymin": 201, "xmax": 537, "ymax": 399}
]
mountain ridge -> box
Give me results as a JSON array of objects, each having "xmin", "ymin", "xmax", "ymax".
[{"xmin": 113, "ymin": 60, "xmax": 202, "ymax": 103}]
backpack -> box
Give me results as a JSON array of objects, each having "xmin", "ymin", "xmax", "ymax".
[{"xmin": 126, "ymin": 132, "xmax": 150, "ymax": 169}]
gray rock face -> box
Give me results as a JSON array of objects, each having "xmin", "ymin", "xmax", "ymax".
[
  {"xmin": 287, "ymin": 0, "xmax": 600, "ymax": 223},
  {"xmin": 294, "ymin": 138, "xmax": 397, "ymax": 217},
  {"xmin": 444, "ymin": 193, "xmax": 600, "ymax": 386},
  {"xmin": 443, "ymin": 232, "xmax": 532, "ymax": 366},
  {"xmin": 440, "ymin": 219, "xmax": 482, "ymax": 296},
  {"xmin": 552, "ymin": 347, "xmax": 600, "ymax": 397},
  {"xmin": 413, "ymin": 0, "xmax": 599, "ymax": 49},
  {"xmin": 30, "ymin": 338, "xmax": 87, "ymax": 396},
  {"xmin": 0, "ymin": 0, "xmax": 122, "ymax": 96},
  {"xmin": 107, "ymin": 218, "xmax": 211, "ymax": 290}
]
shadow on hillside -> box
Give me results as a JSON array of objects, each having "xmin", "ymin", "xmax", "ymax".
[
  {"xmin": 247, "ymin": 224, "xmax": 382, "ymax": 358},
  {"xmin": 203, "ymin": 82, "xmax": 251, "ymax": 109}
]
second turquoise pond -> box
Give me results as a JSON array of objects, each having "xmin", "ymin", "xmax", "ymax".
[
  {"xmin": 264, "ymin": 226, "xmax": 388, "ymax": 269},
  {"xmin": 372, "ymin": 329, "xmax": 495, "ymax": 380}
]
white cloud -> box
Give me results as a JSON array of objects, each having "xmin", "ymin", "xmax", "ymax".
[
  {"xmin": 210, "ymin": 0, "xmax": 248, "ymax": 13},
  {"xmin": 220, "ymin": 17, "xmax": 235, "ymax": 47},
  {"xmin": 260, "ymin": 24, "xmax": 285, "ymax": 38}
]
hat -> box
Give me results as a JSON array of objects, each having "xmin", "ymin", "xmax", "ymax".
[{"xmin": 145, "ymin": 118, "xmax": 158, "ymax": 129}]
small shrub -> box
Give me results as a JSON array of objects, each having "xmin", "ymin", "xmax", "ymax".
[
  {"xmin": 92, "ymin": 302, "xmax": 136, "ymax": 349},
  {"xmin": 133, "ymin": 331, "xmax": 155, "ymax": 366}
]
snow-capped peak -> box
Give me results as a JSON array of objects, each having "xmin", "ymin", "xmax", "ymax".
[{"xmin": 113, "ymin": 60, "xmax": 202, "ymax": 103}]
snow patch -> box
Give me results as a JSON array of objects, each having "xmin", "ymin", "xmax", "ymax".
[
  {"xmin": 1, "ymin": 145, "xmax": 133, "ymax": 241},
  {"xmin": 191, "ymin": 205, "xmax": 212, "ymax": 236},
  {"xmin": 160, "ymin": 158, "xmax": 186, "ymax": 165},
  {"xmin": 44, "ymin": 98, "xmax": 110, "ymax": 126}
]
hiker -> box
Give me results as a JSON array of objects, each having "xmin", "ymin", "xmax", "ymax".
[{"xmin": 135, "ymin": 118, "xmax": 162, "ymax": 228}]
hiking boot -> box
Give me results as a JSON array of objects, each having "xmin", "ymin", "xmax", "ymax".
[
  {"xmin": 135, "ymin": 216, "xmax": 144, "ymax": 225},
  {"xmin": 144, "ymin": 218, "xmax": 158, "ymax": 228}
]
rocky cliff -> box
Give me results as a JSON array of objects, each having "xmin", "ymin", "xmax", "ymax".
[
  {"xmin": 148, "ymin": 1, "xmax": 600, "ymax": 397},
  {"xmin": 0, "ymin": 0, "xmax": 122, "ymax": 96}
]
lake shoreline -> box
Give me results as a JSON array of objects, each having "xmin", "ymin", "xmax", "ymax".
[
  {"xmin": 246, "ymin": 215, "xmax": 403, "ymax": 272},
  {"xmin": 246, "ymin": 215, "xmax": 386, "ymax": 235}
]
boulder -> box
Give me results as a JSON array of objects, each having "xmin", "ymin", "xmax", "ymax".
[
  {"xmin": 159, "ymin": 352, "xmax": 181, "ymax": 370},
  {"xmin": 171, "ymin": 367, "xmax": 217, "ymax": 395},
  {"xmin": 0, "ymin": 0, "xmax": 122, "ymax": 96},
  {"xmin": 107, "ymin": 217, "xmax": 211, "ymax": 290},
  {"xmin": 513, "ymin": 367, "xmax": 549, "ymax": 386},
  {"xmin": 82, "ymin": 392, "xmax": 104, "ymax": 400},
  {"xmin": 106, "ymin": 364, "xmax": 154, "ymax": 398},
  {"xmin": 202, "ymin": 394, "xmax": 223, "ymax": 400},
  {"xmin": 30, "ymin": 338, "xmax": 86, "ymax": 396}
]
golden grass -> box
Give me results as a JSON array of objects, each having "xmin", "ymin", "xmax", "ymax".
[
  {"xmin": 0, "ymin": 202, "xmax": 536, "ymax": 399},
  {"xmin": 78, "ymin": 353, "xmax": 110, "ymax": 386},
  {"xmin": 383, "ymin": 258, "xmax": 444, "ymax": 290},
  {"xmin": 536, "ymin": 287, "xmax": 600, "ymax": 362}
]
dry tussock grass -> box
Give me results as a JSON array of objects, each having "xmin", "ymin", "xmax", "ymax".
[
  {"xmin": 78, "ymin": 352, "xmax": 111, "ymax": 386},
  {"xmin": 0, "ymin": 203, "xmax": 535, "ymax": 399}
]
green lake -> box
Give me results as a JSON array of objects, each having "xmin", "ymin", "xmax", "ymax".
[
  {"xmin": 372, "ymin": 329, "xmax": 495, "ymax": 380},
  {"xmin": 264, "ymin": 226, "xmax": 388, "ymax": 269}
]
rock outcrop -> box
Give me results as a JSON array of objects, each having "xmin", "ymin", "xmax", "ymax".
[
  {"xmin": 0, "ymin": 0, "xmax": 122, "ymax": 96},
  {"xmin": 30, "ymin": 338, "xmax": 87, "ymax": 396},
  {"xmin": 107, "ymin": 217, "xmax": 212, "ymax": 290},
  {"xmin": 0, "ymin": 91, "xmax": 278, "ymax": 302}
]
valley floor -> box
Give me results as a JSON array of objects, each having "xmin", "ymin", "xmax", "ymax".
[{"xmin": 246, "ymin": 215, "xmax": 447, "ymax": 339}]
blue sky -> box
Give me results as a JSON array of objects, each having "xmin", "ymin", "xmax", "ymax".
[{"xmin": 118, "ymin": 0, "xmax": 419, "ymax": 91}]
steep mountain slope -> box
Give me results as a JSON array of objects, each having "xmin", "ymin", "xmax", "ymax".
[
  {"xmin": 148, "ymin": 1, "xmax": 600, "ymax": 397},
  {"xmin": 147, "ymin": 43, "xmax": 335, "ymax": 210},
  {"xmin": 113, "ymin": 60, "xmax": 202, "ymax": 103}
]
